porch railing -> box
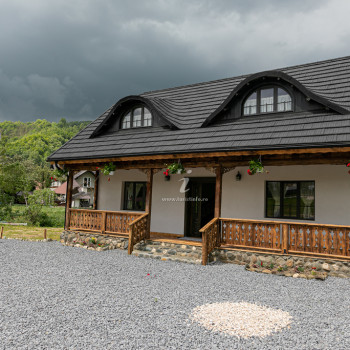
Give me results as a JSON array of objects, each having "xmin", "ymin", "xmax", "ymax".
[
  {"xmin": 200, "ymin": 218, "xmax": 350, "ymax": 265},
  {"xmin": 200, "ymin": 217, "xmax": 220, "ymax": 265},
  {"xmin": 128, "ymin": 213, "xmax": 149, "ymax": 254},
  {"xmin": 68, "ymin": 209, "xmax": 143, "ymax": 235}
]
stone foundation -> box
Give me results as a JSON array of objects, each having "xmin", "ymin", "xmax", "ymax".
[
  {"xmin": 211, "ymin": 248, "xmax": 350, "ymax": 278},
  {"xmin": 60, "ymin": 230, "xmax": 129, "ymax": 251},
  {"xmin": 60, "ymin": 231, "xmax": 350, "ymax": 277}
]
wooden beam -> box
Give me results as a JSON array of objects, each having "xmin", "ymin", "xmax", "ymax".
[
  {"xmin": 54, "ymin": 146, "xmax": 350, "ymax": 165},
  {"xmin": 64, "ymin": 171, "xmax": 74, "ymax": 230},
  {"xmin": 93, "ymin": 171, "xmax": 99, "ymax": 210},
  {"xmin": 145, "ymin": 169, "xmax": 153, "ymax": 239},
  {"xmin": 214, "ymin": 166, "xmax": 223, "ymax": 218}
]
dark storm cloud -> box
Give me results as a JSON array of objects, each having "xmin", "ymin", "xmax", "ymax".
[{"xmin": 0, "ymin": 0, "xmax": 348, "ymax": 122}]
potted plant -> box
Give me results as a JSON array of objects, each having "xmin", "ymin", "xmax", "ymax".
[
  {"xmin": 163, "ymin": 168, "xmax": 170, "ymax": 181},
  {"xmin": 100, "ymin": 162, "xmax": 116, "ymax": 176},
  {"xmin": 167, "ymin": 161, "xmax": 186, "ymax": 174},
  {"xmin": 247, "ymin": 159, "xmax": 268, "ymax": 175},
  {"xmin": 347, "ymin": 161, "xmax": 350, "ymax": 174}
]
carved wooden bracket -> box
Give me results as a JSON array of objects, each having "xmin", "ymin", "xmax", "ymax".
[
  {"xmin": 206, "ymin": 166, "xmax": 235, "ymax": 174},
  {"xmin": 223, "ymin": 167, "xmax": 235, "ymax": 174}
]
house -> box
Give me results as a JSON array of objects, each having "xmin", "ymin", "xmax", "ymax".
[
  {"xmin": 53, "ymin": 171, "xmax": 95, "ymax": 207},
  {"xmin": 48, "ymin": 55, "xmax": 350, "ymax": 265}
]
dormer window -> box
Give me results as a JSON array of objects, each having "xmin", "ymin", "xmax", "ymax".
[
  {"xmin": 243, "ymin": 87, "xmax": 292, "ymax": 116},
  {"xmin": 121, "ymin": 106, "xmax": 152, "ymax": 129}
]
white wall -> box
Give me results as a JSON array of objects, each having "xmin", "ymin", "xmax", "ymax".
[
  {"xmin": 97, "ymin": 165, "xmax": 350, "ymax": 234},
  {"xmin": 98, "ymin": 168, "xmax": 215, "ymax": 235},
  {"xmin": 222, "ymin": 165, "xmax": 350, "ymax": 226},
  {"xmin": 98, "ymin": 170, "xmax": 146, "ymax": 211}
]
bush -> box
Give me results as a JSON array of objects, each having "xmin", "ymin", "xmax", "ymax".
[
  {"xmin": 24, "ymin": 189, "xmax": 58, "ymax": 226},
  {"xmin": 0, "ymin": 191, "xmax": 13, "ymax": 221},
  {"xmin": 24, "ymin": 204, "xmax": 48, "ymax": 226}
]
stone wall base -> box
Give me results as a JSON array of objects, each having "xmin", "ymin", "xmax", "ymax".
[
  {"xmin": 60, "ymin": 231, "xmax": 350, "ymax": 277},
  {"xmin": 211, "ymin": 248, "xmax": 350, "ymax": 278},
  {"xmin": 61, "ymin": 230, "xmax": 129, "ymax": 251}
]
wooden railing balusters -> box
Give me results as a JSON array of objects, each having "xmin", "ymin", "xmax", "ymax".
[
  {"xmin": 200, "ymin": 217, "xmax": 220, "ymax": 265},
  {"xmin": 128, "ymin": 213, "xmax": 149, "ymax": 255}
]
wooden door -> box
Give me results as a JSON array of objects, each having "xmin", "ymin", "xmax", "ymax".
[{"xmin": 185, "ymin": 178, "xmax": 215, "ymax": 237}]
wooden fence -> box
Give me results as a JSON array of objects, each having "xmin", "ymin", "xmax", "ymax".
[
  {"xmin": 68, "ymin": 209, "xmax": 142, "ymax": 235},
  {"xmin": 200, "ymin": 218, "xmax": 350, "ymax": 265}
]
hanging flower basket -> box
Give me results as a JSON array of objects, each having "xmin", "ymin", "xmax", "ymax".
[
  {"xmin": 167, "ymin": 161, "xmax": 186, "ymax": 175},
  {"xmin": 100, "ymin": 162, "xmax": 116, "ymax": 176},
  {"xmin": 247, "ymin": 159, "xmax": 268, "ymax": 175},
  {"xmin": 163, "ymin": 168, "xmax": 171, "ymax": 181}
]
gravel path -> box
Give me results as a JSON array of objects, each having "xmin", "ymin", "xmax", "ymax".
[{"xmin": 0, "ymin": 240, "xmax": 350, "ymax": 350}]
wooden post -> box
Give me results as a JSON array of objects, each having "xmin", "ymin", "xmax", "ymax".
[
  {"xmin": 65, "ymin": 170, "xmax": 74, "ymax": 230},
  {"xmin": 101, "ymin": 211, "xmax": 107, "ymax": 234},
  {"xmin": 128, "ymin": 226, "xmax": 133, "ymax": 255},
  {"xmin": 214, "ymin": 166, "xmax": 223, "ymax": 244},
  {"xmin": 93, "ymin": 171, "xmax": 99, "ymax": 210},
  {"xmin": 145, "ymin": 169, "xmax": 153, "ymax": 239},
  {"xmin": 202, "ymin": 229, "xmax": 208, "ymax": 265},
  {"xmin": 0, "ymin": 226, "xmax": 3, "ymax": 239},
  {"xmin": 214, "ymin": 166, "xmax": 223, "ymax": 218},
  {"xmin": 43, "ymin": 229, "xmax": 47, "ymax": 240},
  {"xmin": 281, "ymin": 224, "xmax": 289, "ymax": 254}
]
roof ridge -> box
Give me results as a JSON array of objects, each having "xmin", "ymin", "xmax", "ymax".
[{"xmin": 141, "ymin": 55, "xmax": 350, "ymax": 97}]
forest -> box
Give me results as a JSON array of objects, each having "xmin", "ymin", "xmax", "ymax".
[{"xmin": 0, "ymin": 118, "xmax": 89, "ymax": 226}]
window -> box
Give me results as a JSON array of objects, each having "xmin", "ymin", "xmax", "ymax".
[
  {"xmin": 243, "ymin": 87, "xmax": 292, "ymax": 115},
  {"xmin": 121, "ymin": 106, "xmax": 152, "ymax": 129},
  {"xmin": 124, "ymin": 182, "xmax": 146, "ymax": 211},
  {"xmin": 266, "ymin": 181, "xmax": 315, "ymax": 220},
  {"xmin": 83, "ymin": 177, "xmax": 91, "ymax": 188}
]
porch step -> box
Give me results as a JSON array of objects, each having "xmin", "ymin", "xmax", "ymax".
[{"xmin": 131, "ymin": 240, "xmax": 203, "ymax": 264}]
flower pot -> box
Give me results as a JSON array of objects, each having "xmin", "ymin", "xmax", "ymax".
[
  {"xmin": 177, "ymin": 170, "xmax": 183, "ymax": 174},
  {"xmin": 109, "ymin": 171, "xmax": 115, "ymax": 176},
  {"xmin": 164, "ymin": 175, "xmax": 171, "ymax": 181}
]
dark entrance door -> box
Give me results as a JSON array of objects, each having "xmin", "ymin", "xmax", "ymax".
[{"xmin": 185, "ymin": 178, "xmax": 216, "ymax": 238}]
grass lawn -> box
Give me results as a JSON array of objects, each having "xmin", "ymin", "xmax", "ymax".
[
  {"xmin": 1, "ymin": 225, "xmax": 63, "ymax": 241},
  {"xmin": 11, "ymin": 204, "xmax": 65, "ymax": 227}
]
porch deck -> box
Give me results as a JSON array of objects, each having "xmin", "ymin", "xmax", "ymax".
[{"xmin": 66, "ymin": 208, "xmax": 350, "ymax": 264}]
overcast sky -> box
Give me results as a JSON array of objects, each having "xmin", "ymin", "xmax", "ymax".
[{"xmin": 0, "ymin": 0, "xmax": 350, "ymax": 122}]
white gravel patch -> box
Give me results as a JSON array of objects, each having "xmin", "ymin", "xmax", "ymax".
[{"xmin": 190, "ymin": 302, "xmax": 292, "ymax": 338}]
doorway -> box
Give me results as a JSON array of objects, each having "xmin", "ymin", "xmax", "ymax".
[{"xmin": 185, "ymin": 177, "xmax": 216, "ymax": 238}]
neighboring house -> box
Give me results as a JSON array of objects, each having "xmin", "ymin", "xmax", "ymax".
[
  {"xmin": 48, "ymin": 55, "xmax": 350, "ymax": 264},
  {"xmin": 53, "ymin": 171, "xmax": 95, "ymax": 207}
]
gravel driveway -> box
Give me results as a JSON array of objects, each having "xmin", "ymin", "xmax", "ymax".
[{"xmin": 0, "ymin": 240, "xmax": 349, "ymax": 350}]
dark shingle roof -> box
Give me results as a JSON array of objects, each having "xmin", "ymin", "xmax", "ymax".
[{"xmin": 48, "ymin": 56, "xmax": 350, "ymax": 161}]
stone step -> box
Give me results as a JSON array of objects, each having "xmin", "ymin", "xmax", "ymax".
[
  {"xmin": 133, "ymin": 243, "xmax": 201, "ymax": 258},
  {"xmin": 131, "ymin": 240, "xmax": 204, "ymax": 264},
  {"xmin": 131, "ymin": 251, "xmax": 202, "ymax": 265}
]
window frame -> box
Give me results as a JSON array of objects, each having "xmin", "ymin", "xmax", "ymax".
[
  {"xmin": 123, "ymin": 181, "xmax": 147, "ymax": 211},
  {"xmin": 243, "ymin": 85, "xmax": 293, "ymax": 116},
  {"xmin": 120, "ymin": 106, "xmax": 152, "ymax": 129},
  {"xmin": 265, "ymin": 180, "xmax": 315, "ymax": 221},
  {"xmin": 83, "ymin": 177, "xmax": 91, "ymax": 188}
]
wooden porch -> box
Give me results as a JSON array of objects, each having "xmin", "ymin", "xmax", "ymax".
[
  {"xmin": 60, "ymin": 147, "xmax": 350, "ymax": 265},
  {"xmin": 66, "ymin": 208, "xmax": 350, "ymax": 265}
]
